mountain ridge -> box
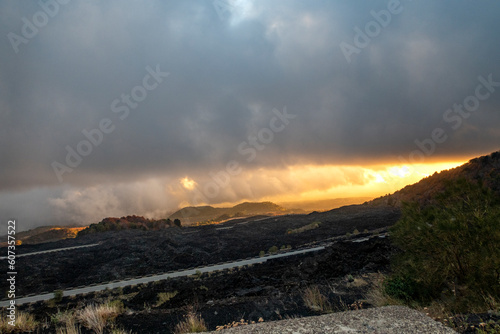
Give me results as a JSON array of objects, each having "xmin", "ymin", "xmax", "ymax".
[{"xmin": 169, "ymin": 201, "xmax": 288, "ymax": 225}]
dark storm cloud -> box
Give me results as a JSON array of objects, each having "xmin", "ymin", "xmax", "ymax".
[{"xmin": 1, "ymin": 0, "xmax": 499, "ymax": 229}]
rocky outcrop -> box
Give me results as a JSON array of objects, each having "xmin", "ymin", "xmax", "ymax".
[{"xmin": 207, "ymin": 306, "xmax": 457, "ymax": 333}]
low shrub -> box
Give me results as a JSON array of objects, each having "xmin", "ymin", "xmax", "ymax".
[
  {"xmin": 54, "ymin": 290, "xmax": 64, "ymax": 303},
  {"xmin": 268, "ymin": 246, "xmax": 278, "ymax": 254}
]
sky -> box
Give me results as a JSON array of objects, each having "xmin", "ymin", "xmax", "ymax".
[{"xmin": 1, "ymin": 0, "xmax": 499, "ymax": 231}]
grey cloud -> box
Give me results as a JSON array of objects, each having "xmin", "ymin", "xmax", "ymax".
[{"xmin": 1, "ymin": 0, "xmax": 499, "ymax": 228}]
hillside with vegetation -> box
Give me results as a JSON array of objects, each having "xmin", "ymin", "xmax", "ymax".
[
  {"xmin": 77, "ymin": 215, "xmax": 180, "ymax": 236},
  {"xmin": 372, "ymin": 151, "xmax": 500, "ymax": 331},
  {"xmin": 371, "ymin": 151, "xmax": 500, "ymax": 207}
]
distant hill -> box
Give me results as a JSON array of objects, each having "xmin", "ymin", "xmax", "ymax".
[
  {"xmin": 0, "ymin": 226, "xmax": 86, "ymax": 246},
  {"xmin": 279, "ymin": 197, "xmax": 373, "ymax": 212},
  {"xmin": 370, "ymin": 150, "xmax": 500, "ymax": 207},
  {"xmin": 169, "ymin": 201, "xmax": 287, "ymax": 225}
]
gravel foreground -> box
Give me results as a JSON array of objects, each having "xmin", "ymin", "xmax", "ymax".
[{"xmin": 208, "ymin": 306, "xmax": 457, "ymax": 334}]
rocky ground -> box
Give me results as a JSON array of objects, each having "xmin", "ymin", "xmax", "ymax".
[
  {"xmin": 205, "ymin": 306, "xmax": 458, "ymax": 334},
  {"xmin": 18, "ymin": 236, "xmax": 396, "ymax": 333},
  {"xmin": 1, "ymin": 204, "xmax": 400, "ymax": 296},
  {"xmin": 1, "ymin": 204, "xmax": 496, "ymax": 333}
]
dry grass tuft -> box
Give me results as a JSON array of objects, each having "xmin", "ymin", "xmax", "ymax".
[
  {"xmin": 0, "ymin": 311, "xmax": 38, "ymax": 333},
  {"xmin": 174, "ymin": 311, "xmax": 208, "ymax": 333},
  {"xmin": 77, "ymin": 303, "xmax": 122, "ymax": 334},
  {"xmin": 302, "ymin": 285, "xmax": 332, "ymax": 313},
  {"xmin": 56, "ymin": 319, "xmax": 81, "ymax": 334}
]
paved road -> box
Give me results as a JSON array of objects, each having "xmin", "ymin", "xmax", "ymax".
[
  {"xmin": 0, "ymin": 246, "xmax": 325, "ymax": 307},
  {"xmin": 0, "ymin": 243, "xmax": 100, "ymax": 260},
  {"xmin": 215, "ymin": 226, "xmax": 234, "ymax": 230}
]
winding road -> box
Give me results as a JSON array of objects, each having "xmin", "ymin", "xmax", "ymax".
[
  {"xmin": 0, "ymin": 243, "xmax": 100, "ymax": 260},
  {"xmin": 0, "ymin": 246, "xmax": 325, "ymax": 307}
]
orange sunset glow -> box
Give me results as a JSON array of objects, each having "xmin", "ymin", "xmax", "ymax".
[{"xmin": 179, "ymin": 160, "xmax": 467, "ymax": 207}]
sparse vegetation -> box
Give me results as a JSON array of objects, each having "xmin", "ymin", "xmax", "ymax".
[
  {"xmin": 107, "ymin": 299, "xmax": 125, "ymax": 313},
  {"xmin": 302, "ymin": 285, "xmax": 332, "ymax": 313},
  {"xmin": 353, "ymin": 228, "xmax": 359, "ymax": 235},
  {"xmin": 174, "ymin": 311, "xmax": 207, "ymax": 333},
  {"xmin": 77, "ymin": 302, "xmax": 123, "ymax": 334},
  {"xmin": 0, "ymin": 311, "xmax": 38, "ymax": 333},
  {"xmin": 51, "ymin": 310, "xmax": 74, "ymax": 326},
  {"xmin": 287, "ymin": 221, "xmax": 321, "ymax": 234},
  {"xmin": 259, "ymin": 250, "xmax": 265, "ymax": 257},
  {"xmin": 156, "ymin": 291, "xmax": 178, "ymax": 306}
]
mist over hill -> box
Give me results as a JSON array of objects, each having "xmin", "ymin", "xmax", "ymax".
[{"xmin": 0, "ymin": 226, "xmax": 85, "ymax": 247}]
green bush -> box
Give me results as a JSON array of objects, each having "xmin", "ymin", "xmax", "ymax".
[
  {"xmin": 383, "ymin": 275, "xmax": 421, "ymax": 302},
  {"xmin": 53, "ymin": 290, "xmax": 64, "ymax": 303},
  {"xmin": 268, "ymin": 246, "xmax": 278, "ymax": 254},
  {"xmin": 389, "ymin": 179, "xmax": 500, "ymax": 310}
]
